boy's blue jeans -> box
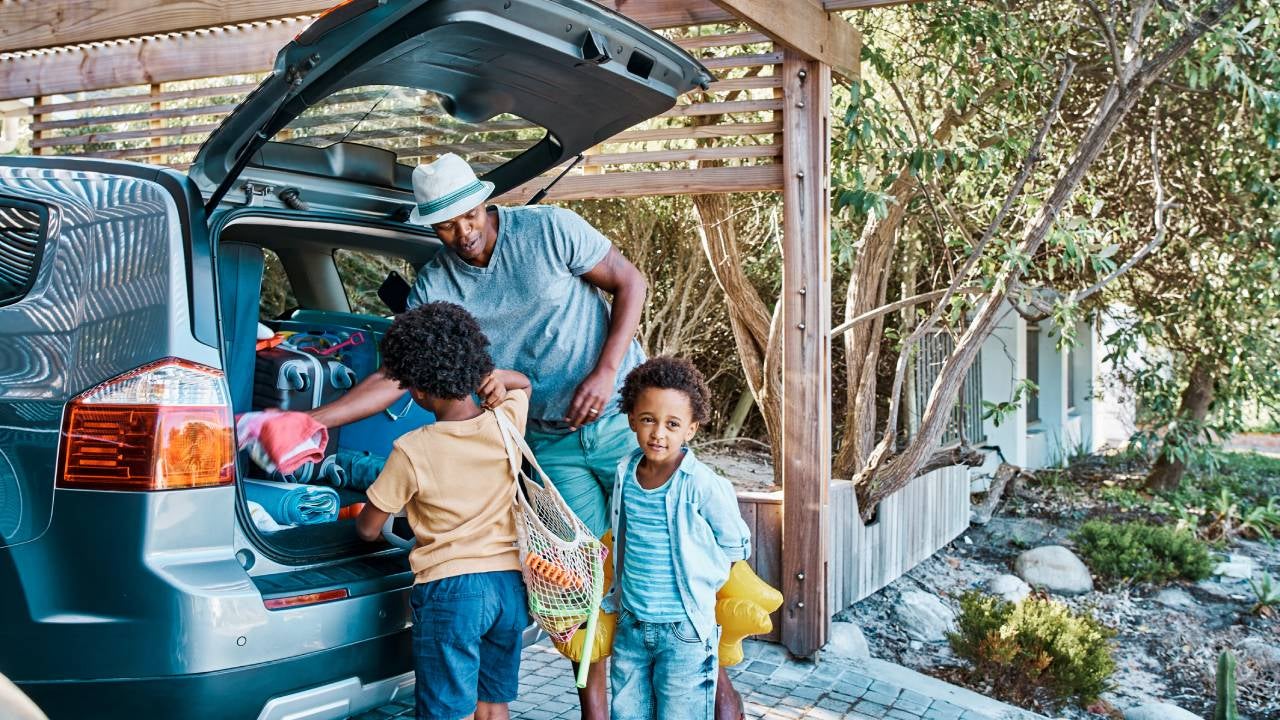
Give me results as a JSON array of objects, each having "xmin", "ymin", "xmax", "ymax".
[{"xmin": 610, "ymin": 608, "xmax": 719, "ymax": 720}]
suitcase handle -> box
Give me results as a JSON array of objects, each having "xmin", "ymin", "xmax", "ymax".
[
  {"xmin": 328, "ymin": 362, "xmax": 357, "ymax": 390},
  {"xmin": 278, "ymin": 362, "xmax": 309, "ymax": 392}
]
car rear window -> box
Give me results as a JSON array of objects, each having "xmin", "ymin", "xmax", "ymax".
[
  {"xmin": 0, "ymin": 198, "xmax": 48, "ymax": 307},
  {"xmin": 335, "ymin": 249, "xmax": 418, "ymax": 317},
  {"xmin": 278, "ymin": 85, "xmax": 549, "ymax": 172}
]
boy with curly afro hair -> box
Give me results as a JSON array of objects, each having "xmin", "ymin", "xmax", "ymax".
[
  {"xmin": 356, "ymin": 301, "xmax": 533, "ymax": 720},
  {"xmin": 604, "ymin": 357, "xmax": 751, "ymax": 720}
]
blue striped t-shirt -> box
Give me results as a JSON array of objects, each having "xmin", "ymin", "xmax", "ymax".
[{"xmin": 620, "ymin": 473, "xmax": 686, "ymax": 622}]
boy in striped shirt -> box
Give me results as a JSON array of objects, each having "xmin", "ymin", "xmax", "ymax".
[{"xmin": 604, "ymin": 357, "xmax": 752, "ymax": 720}]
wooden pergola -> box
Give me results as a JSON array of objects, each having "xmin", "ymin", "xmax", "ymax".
[{"xmin": 0, "ymin": 0, "xmax": 915, "ymax": 658}]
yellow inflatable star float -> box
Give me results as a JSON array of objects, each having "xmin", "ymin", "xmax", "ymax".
[{"xmin": 552, "ymin": 532, "xmax": 783, "ymax": 666}]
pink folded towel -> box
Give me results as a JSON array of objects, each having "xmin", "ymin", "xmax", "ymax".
[{"xmin": 236, "ymin": 410, "xmax": 329, "ymax": 476}]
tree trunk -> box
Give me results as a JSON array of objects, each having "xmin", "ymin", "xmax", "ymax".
[
  {"xmin": 833, "ymin": 79, "xmax": 1013, "ymax": 478},
  {"xmin": 1145, "ymin": 359, "xmax": 1215, "ymax": 492},
  {"xmin": 853, "ymin": 0, "xmax": 1239, "ymax": 516},
  {"xmin": 691, "ymin": 193, "xmax": 784, "ymax": 476}
]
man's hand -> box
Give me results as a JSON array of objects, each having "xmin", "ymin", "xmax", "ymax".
[
  {"xmin": 566, "ymin": 367, "xmax": 615, "ymax": 430},
  {"xmin": 478, "ymin": 371, "xmax": 509, "ymax": 409}
]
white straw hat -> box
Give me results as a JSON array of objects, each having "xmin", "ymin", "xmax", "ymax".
[{"xmin": 407, "ymin": 153, "xmax": 495, "ymax": 226}]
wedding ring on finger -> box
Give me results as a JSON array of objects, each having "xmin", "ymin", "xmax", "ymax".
[{"xmin": 588, "ymin": 408, "xmax": 599, "ymax": 415}]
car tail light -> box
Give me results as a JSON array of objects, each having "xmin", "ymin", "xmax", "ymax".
[
  {"xmin": 58, "ymin": 358, "xmax": 235, "ymax": 491},
  {"xmin": 263, "ymin": 589, "xmax": 349, "ymax": 610}
]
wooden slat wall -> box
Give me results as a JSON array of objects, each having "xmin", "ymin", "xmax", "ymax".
[
  {"xmin": 12, "ymin": 26, "xmax": 783, "ymax": 199},
  {"xmin": 833, "ymin": 466, "xmax": 970, "ymax": 609},
  {"xmin": 737, "ymin": 491, "xmax": 783, "ymax": 642},
  {"xmin": 740, "ymin": 467, "xmax": 969, "ymax": 620}
]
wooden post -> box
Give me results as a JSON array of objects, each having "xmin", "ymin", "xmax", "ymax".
[
  {"xmin": 779, "ymin": 49, "xmax": 831, "ymax": 657},
  {"xmin": 31, "ymin": 96, "xmax": 48, "ymax": 155},
  {"xmin": 148, "ymin": 82, "xmax": 163, "ymax": 165},
  {"xmin": 581, "ymin": 143, "xmax": 605, "ymax": 175}
]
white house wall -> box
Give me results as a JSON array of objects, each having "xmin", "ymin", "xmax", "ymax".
[
  {"xmin": 977, "ymin": 301, "xmax": 1114, "ymax": 471},
  {"xmin": 979, "ymin": 304, "xmax": 1029, "ymax": 467}
]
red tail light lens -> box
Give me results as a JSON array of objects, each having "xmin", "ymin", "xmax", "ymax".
[
  {"xmin": 264, "ymin": 589, "xmax": 349, "ymax": 610},
  {"xmin": 58, "ymin": 358, "xmax": 235, "ymax": 491}
]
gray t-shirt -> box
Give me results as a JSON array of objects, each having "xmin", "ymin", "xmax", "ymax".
[{"xmin": 406, "ymin": 205, "xmax": 645, "ymax": 431}]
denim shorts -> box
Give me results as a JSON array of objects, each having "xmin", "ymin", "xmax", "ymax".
[
  {"xmin": 610, "ymin": 608, "xmax": 719, "ymax": 720},
  {"xmin": 526, "ymin": 411, "xmax": 639, "ymax": 538},
  {"xmin": 410, "ymin": 570, "xmax": 529, "ymax": 720}
]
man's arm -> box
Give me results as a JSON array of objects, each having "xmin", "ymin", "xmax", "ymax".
[
  {"xmin": 308, "ymin": 368, "xmax": 407, "ymax": 428},
  {"xmin": 478, "ymin": 369, "xmax": 532, "ymax": 409},
  {"xmin": 566, "ymin": 246, "xmax": 647, "ymax": 429}
]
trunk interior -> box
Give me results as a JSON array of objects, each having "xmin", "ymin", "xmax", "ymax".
[{"xmin": 215, "ymin": 212, "xmax": 440, "ymax": 563}]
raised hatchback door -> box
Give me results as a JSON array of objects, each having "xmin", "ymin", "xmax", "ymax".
[{"xmin": 187, "ymin": 0, "xmax": 711, "ymax": 212}]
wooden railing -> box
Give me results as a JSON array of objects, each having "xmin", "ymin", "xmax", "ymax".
[{"xmin": 20, "ymin": 25, "xmax": 785, "ymax": 201}]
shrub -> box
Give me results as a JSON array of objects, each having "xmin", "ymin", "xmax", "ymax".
[
  {"xmin": 1071, "ymin": 520, "xmax": 1214, "ymax": 584},
  {"xmin": 948, "ymin": 592, "xmax": 1116, "ymax": 707}
]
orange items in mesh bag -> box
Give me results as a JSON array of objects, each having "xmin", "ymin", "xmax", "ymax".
[{"xmin": 525, "ymin": 553, "xmax": 586, "ymax": 590}]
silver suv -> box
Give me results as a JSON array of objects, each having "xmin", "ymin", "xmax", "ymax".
[{"xmin": 0, "ymin": 2, "xmax": 708, "ymax": 718}]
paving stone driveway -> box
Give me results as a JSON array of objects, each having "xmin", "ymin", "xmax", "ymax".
[{"xmin": 354, "ymin": 640, "xmax": 1040, "ymax": 720}]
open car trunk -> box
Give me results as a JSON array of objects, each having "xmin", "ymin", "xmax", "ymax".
[
  {"xmin": 217, "ymin": 213, "xmax": 436, "ymax": 564},
  {"xmin": 194, "ymin": 0, "xmax": 708, "ymax": 566}
]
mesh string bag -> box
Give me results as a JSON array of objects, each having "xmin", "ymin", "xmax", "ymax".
[{"xmin": 493, "ymin": 411, "xmax": 607, "ymax": 647}]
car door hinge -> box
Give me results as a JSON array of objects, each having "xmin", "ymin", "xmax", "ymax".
[{"xmin": 243, "ymin": 181, "xmax": 275, "ymax": 207}]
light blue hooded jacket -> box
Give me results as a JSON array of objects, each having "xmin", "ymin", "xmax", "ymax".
[{"xmin": 602, "ymin": 448, "xmax": 752, "ymax": 642}]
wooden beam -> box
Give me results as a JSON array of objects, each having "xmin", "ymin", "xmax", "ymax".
[
  {"xmin": 700, "ymin": 52, "xmax": 784, "ymax": 71},
  {"xmin": 582, "ymin": 145, "xmax": 778, "ymax": 166},
  {"xmin": 0, "ymin": 0, "xmax": 745, "ymax": 54},
  {"xmin": 659, "ymin": 98, "xmax": 782, "ymax": 118},
  {"xmin": 672, "ymin": 31, "xmax": 770, "ymax": 50},
  {"xmin": 28, "ymin": 82, "xmax": 260, "ymax": 115},
  {"xmin": 825, "ymin": 0, "xmax": 929, "ymax": 9},
  {"xmin": 589, "ymin": 1, "xmax": 735, "ymax": 30},
  {"xmin": 778, "ymin": 49, "xmax": 831, "ymax": 658},
  {"xmin": 0, "ymin": 1, "xmax": 331, "ymax": 53},
  {"xmin": 606, "ymin": 119, "xmax": 781, "ymax": 143},
  {"xmin": 707, "ymin": 0, "xmax": 860, "ymax": 79},
  {"xmin": 495, "ymin": 164, "xmax": 782, "ymax": 203},
  {"xmin": 0, "ymin": 18, "xmax": 303, "ymax": 101},
  {"xmin": 0, "ymin": 4, "xmax": 774, "ymax": 100}
]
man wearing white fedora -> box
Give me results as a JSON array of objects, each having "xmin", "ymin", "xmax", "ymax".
[{"xmin": 311, "ymin": 152, "xmax": 646, "ymax": 718}]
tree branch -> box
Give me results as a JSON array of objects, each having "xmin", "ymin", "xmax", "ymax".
[
  {"xmin": 864, "ymin": 60, "xmax": 1077, "ymax": 467},
  {"xmin": 1072, "ymin": 103, "xmax": 1173, "ymax": 303},
  {"xmin": 831, "ymin": 286, "xmax": 987, "ymax": 338},
  {"xmin": 1140, "ymin": 0, "xmax": 1238, "ymax": 84},
  {"xmin": 1079, "ymin": 0, "xmax": 1124, "ymax": 77}
]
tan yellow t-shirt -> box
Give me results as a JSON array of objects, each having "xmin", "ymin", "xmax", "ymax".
[{"xmin": 365, "ymin": 390, "xmax": 527, "ymax": 584}]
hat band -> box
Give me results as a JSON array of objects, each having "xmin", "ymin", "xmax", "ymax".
[{"xmin": 417, "ymin": 179, "xmax": 486, "ymax": 218}]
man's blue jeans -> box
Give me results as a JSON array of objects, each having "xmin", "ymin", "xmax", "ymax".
[
  {"xmin": 526, "ymin": 411, "xmax": 638, "ymax": 538},
  {"xmin": 609, "ymin": 609, "xmax": 718, "ymax": 720}
]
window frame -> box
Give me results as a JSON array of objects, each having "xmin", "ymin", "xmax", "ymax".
[
  {"xmin": 1026, "ymin": 324, "xmax": 1041, "ymax": 425},
  {"xmin": 0, "ymin": 197, "xmax": 50, "ymax": 308}
]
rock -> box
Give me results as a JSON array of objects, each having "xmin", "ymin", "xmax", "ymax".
[
  {"xmin": 1213, "ymin": 554, "xmax": 1256, "ymax": 580},
  {"xmin": 1153, "ymin": 587, "xmax": 1198, "ymax": 610},
  {"xmin": 1237, "ymin": 637, "xmax": 1280, "ymax": 668},
  {"xmin": 825, "ymin": 621, "xmax": 870, "ymax": 660},
  {"xmin": 1123, "ymin": 702, "xmax": 1202, "ymax": 720},
  {"xmin": 893, "ymin": 591, "xmax": 956, "ymax": 642},
  {"xmin": 1195, "ymin": 578, "xmax": 1245, "ymax": 601},
  {"xmin": 1014, "ymin": 545, "xmax": 1094, "ymax": 596},
  {"xmin": 987, "ymin": 574, "xmax": 1031, "ymax": 603}
]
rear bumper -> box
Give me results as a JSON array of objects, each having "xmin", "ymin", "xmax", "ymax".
[{"xmin": 18, "ymin": 629, "xmax": 412, "ymax": 720}]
